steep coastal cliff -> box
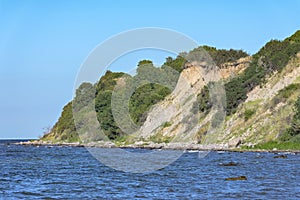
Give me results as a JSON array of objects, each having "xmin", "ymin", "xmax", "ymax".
[{"xmin": 40, "ymin": 30, "xmax": 300, "ymax": 150}]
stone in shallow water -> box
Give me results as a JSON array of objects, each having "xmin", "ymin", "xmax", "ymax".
[
  {"xmin": 220, "ymin": 161, "xmax": 238, "ymax": 166},
  {"xmin": 225, "ymin": 176, "xmax": 247, "ymax": 181},
  {"xmin": 274, "ymin": 155, "xmax": 287, "ymax": 159}
]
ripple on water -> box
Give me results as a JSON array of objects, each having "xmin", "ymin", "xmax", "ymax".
[{"xmin": 0, "ymin": 145, "xmax": 299, "ymax": 199}]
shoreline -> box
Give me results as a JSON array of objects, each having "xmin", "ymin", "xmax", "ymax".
[{"xmin": 14, "ymin": 140, "xmax": 300, "ymax": 153}]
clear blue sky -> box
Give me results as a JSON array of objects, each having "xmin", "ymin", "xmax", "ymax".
[{"xmin": 0, "ymin": 0, "xmax": 300, "ymax": 139}]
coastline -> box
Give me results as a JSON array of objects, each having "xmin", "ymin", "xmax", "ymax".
[{"xmin": 14, "ymin": 140, "xmax": 300, "ymax": 153}]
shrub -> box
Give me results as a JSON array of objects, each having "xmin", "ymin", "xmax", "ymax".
[
  {"xmin": 225, "ymin": 31, "xmax": 300, "ymax": 116},
  {"xmin": 244, "ymin": 109, "xmax": 255, "ymax": 121},
  {"xmin": 162, "ymin": 121, "xmax": 172, "ymax": 128}
]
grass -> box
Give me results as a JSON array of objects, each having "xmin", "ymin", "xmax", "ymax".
[
  {"xmin": 242, "ymin": 100, "xmax": 261, "ymax": 122},
  {"xmin": 113, "ymin": 134, "xmax": 135, "ymax": 146},
  {"xmin": 277, "ymin": 83, "xmax": 300, "ymax": 99},
  {"xmin": 245, "ymin": 99, "xmax": 262, "ymax": 107},
  {"xmin": 162, "ymin": 121, "xmax": 172, "ymax": 128},
  {"xmin": 149, "ymin": 133, "xmax": 173, "ymax": 143},
  {"xmin": 244, "ymin": 108, "xmax": 256, "ymax": 121},
  {"xmin": 294, "ymin": 75, "xmax": 300, "ymax": 83},
  {"xmin": 242, "ymin": 141, "xmax": 300, "ymax": 150}
]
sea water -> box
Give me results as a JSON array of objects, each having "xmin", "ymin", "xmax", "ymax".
[{"xmin": 0, "ymin": 140, "xmax": 299, "ymax": 199}]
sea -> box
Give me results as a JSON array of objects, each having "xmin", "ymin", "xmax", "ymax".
[{"xmin": 0, "ymin": 139, "xmax": 299, "ymax": 199}]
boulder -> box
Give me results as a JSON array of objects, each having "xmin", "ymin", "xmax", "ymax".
[
  {"xmin": 228, "ymin": 138, "xmax": 242, "ymax": 148},
  {"xmin": 220, "ymin": 161, "xmax": 238, "ymax": 166},
  {"xmin": 225, "ymin": 176, "xmax": 247, "ymax": 181},
  {"xmin": 274, "ymin": 155, "xmax": 287, "ymax": 159}
]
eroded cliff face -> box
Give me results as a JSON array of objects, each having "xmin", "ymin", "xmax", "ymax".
[
  {"xmin": 137, "ymin": 65, "xmax": 206, "ymax": 142},
  {"xmin": 41, "ymin": 50, "xmax": 300, "ymax": 148},
  {"xmin": 219, "ymin": 56, "xmax": 251, "ymax": 79},
  {"xmin": 218, "ymin": 54, "xmax": 300, "ymax": 147},
  {"xmin": 135, "ymin": 57, "xmax": 251, "ymax": 145},
  {"xmin": 133, "ymin": 54, "xmax": 300, "ymax": 147}
]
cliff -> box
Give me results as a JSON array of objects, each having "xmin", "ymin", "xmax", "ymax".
[{"xmin": 41, "ymin": 30, "xmax": 300, "ymax": 150}]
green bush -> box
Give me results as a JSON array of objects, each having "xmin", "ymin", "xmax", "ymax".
[
  {"xmin": 286, "ymin": 96, "xmax": 300, "ymax": 137},
  {"xmin": 162, "ymin": 121, "xmax": 172, "ymax": 128},
  {"xmin": 244, "ymin": 109, "xmax": 255, "ymax": 121},
  {"xmin": 149, "ymin": 133, "xmax": 172, "ymax": 143},
  {"xmin": 225, "ymin": 31, "xmax": 300, "ymax": 116},
  {"xmin": 201, "ymin": 46, "xmax": 249, "ymax": 66},
  {"xmin": 278, "ymin": 84, "xmax": 300, "ymax": 99},
  {"xmin": 191, "ymin": 85, "xmax": 212, "ymax": 115},
  {"xmin": 129, "ymin": 83, "xmax": 171, "ymax": 126},
  {"xmin": 52, "ymin": 102, "xmax": 76, "ymax": 136}
]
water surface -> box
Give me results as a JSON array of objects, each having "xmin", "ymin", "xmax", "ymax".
[{"xmin": 0, "ymin": 140, "xmax": 299, "ymax": 199}]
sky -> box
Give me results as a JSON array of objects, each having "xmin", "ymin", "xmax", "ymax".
[{"xmin": 0, "ymin": 0, "xmax": 300, "ymax": 139}]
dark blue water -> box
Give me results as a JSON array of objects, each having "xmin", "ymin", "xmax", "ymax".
[{"xmin": 0, "ymin": 140, "xmax": 299, "ymax": 199}]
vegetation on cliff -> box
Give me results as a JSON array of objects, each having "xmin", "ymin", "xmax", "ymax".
[
  {"xmin": 225, "ymin": 31, "xmax": 300, "ymax": 115},
  {"xmin": 41, "ymin": 30, "xmax": 300, "ymax": 149}
]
